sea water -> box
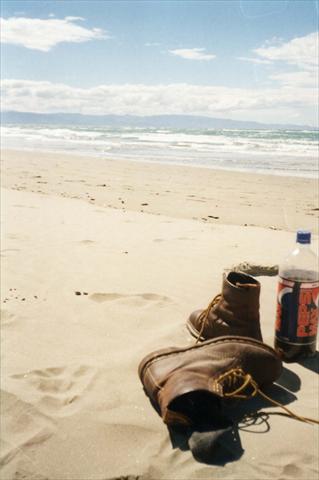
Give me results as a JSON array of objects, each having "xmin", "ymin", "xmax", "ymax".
[{"xmin": 1, "ymin": 124, "xmax": 318, "ymax": 178}]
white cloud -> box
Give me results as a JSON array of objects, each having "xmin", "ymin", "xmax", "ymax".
[
  {"xmin": 1, "ymin": 79, "xmax": 317, "ymax": 125},
  {"xmin": 169, "ymin": 48, "xmax": 216, "ymax": 61},
  {"xmin": 237, "ymin": 56, "xmax": 272, "ymax": 65},
  {"xmin": 270, "ymin": 70, "xmax": 317, "ymax": 88},
  {"xmin": 0, "ymin": 16, "xmax": 107, "ymax": 52},
  {"xmin": 254, "ymin": 32, "xmax": 318, "ymax": 68},
  {"xmin": 238, "ymin": 32, "xmax": 318, "ymax": 123},
  {"xmin": 64, "ymin": 16, "xmax": 85, "ymax": 22}
]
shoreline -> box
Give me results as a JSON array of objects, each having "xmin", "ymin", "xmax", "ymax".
[{"xmin": 2, "ymin": 145, "xmax": 317, "ymax": 179}]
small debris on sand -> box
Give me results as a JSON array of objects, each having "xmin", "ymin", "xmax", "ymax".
[{"xmin": 229, "ymin": 262, "xmax": 279, "ymax": 276}]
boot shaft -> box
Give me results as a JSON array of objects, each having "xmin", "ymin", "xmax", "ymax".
[
  {"xmin": 214, "ymin": 271, "xmax": 261, "ymax": 332},
  {"xmin": 187, "ymin": 271, "xmax": 263, "ymax": 341},
  {"xmin": 220, "ymin": 271, "xmax": 260, "ymax": 319}
]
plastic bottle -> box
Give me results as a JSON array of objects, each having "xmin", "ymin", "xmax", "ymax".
[{"xmin": 274, "ymin": 230, "xmax": 319, "ymax": 362}]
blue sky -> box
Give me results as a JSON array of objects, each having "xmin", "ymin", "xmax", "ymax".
[{"xmin": 1, "ymin": 1, "xmax": 318, "ymax": 125}]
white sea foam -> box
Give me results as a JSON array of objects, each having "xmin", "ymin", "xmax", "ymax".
[{"xmin": 1, "ymin": 124, "xmax": 318, "ymax": 177}]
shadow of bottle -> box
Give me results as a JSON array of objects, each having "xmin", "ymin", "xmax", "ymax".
[{"xmin": 298, "ymin": 351, "xmax": 319, "ymax": 374}]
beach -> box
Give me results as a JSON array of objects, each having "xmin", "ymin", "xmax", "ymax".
[{"xmin": 1, "ymin": 148, "xmax": 318, "ymax": 480}]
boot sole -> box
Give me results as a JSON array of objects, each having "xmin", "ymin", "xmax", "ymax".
[{"xmin": 138, "ymin": 335, "xmax": 278, "ymax": 381}]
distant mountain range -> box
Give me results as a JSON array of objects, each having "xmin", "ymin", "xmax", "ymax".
[{"xmin": 1, "ymin": 111, "xmax": 317, "ymax": 130}]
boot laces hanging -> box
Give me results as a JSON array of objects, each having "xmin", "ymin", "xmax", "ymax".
[
  {"xmin": 195, "ymin": 293, "xmax": 222, "ymax": 344},
  {"xmin": 217, "ymin": 368, "xmax": 319, "ymax": 425}
]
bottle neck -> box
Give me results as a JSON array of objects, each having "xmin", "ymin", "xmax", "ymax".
[{"xmin": 296, "ymin": 242, "xmax": 311, "ymax": 249}]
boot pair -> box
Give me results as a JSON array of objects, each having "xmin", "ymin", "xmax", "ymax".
[{"xmin": 138, "ymin": 271, "xmax": 282, "ymax": 427}]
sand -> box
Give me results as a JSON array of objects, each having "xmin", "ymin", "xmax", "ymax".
[{"xmin": 1, "ymin": 149, "xmax": 318, "ymax": 480}]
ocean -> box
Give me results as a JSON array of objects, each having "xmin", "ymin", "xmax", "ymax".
[{"xmin": 2, "ymin": 124, "xmax": 318, "ymax": 178}]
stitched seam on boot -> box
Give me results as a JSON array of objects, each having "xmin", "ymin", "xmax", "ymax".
[
  {"xmin": 146, "ymin": 368, "xmax": 163, "ymax": 391},
  {"xmin": 141, "ymin": 337, "xmax": 277, "ymax": 376}
]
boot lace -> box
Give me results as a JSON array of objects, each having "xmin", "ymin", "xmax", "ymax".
[
  {"xmin": 217, "ymin": 368, "xmax": 319, "ymax": 425},
  {"xmin": 195, "ymin": 293, "xmax": 222, "ymax": 344}
]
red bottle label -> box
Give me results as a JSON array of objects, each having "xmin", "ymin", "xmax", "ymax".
[{"xmin": 275, "ymin": 277, "xmax": 319, "ymax": 345}]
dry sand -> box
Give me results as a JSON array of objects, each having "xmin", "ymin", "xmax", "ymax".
[{"xmin": 1, "ymin": 149, "xmax": 318, "ymax": 480}]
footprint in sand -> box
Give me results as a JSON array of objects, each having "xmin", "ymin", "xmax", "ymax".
[
  {"xmin": 77, "ymin": 239, "xmax": 96, "ymax": 245},
  {"xmin": 89, "ymin": 292, "xmax": 172, "ymax": 306},
  {"xmin": 177, "ymin": 236, "xmax": 194, "ymax": 241},
  {"xmin": 0, "ymin": 389, "xmax": 54, "ymax": 466},
  {"xmin": 9, "ymin": 365, "xmax": 98, "ymax": 417}
]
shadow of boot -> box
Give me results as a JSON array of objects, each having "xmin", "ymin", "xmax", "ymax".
[
  {"xmin": 153, "ymin": 381, "xmax": 300, "ymax": 465},
  {"xmin": 188, "ymin": 425, "xmax": 244, "ymax": 465},
  {"xmin": 276, "ymin": 366, "xmax": 301, "ymax": 392},
  {"xmin": 168, "ymin": 421, "xmax": 244, "ymax": 466}
]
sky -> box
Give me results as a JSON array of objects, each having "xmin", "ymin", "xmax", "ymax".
[{"xmin": 1, "ymin": 0, "xmax": 318, "ymax": 125}]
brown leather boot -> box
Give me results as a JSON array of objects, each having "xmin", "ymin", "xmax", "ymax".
[
  {"xmin": 187, "ymin": 271, "xmax": 262, "ymax": 342},
  {"xmin": 138, "ymin": 336, "xmax": 282, "ymax": 426}
]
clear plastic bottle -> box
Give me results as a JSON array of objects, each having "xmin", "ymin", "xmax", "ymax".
[{"xmin": 274, "ymin": 230, "xmax": 319, "ymax": 362}]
